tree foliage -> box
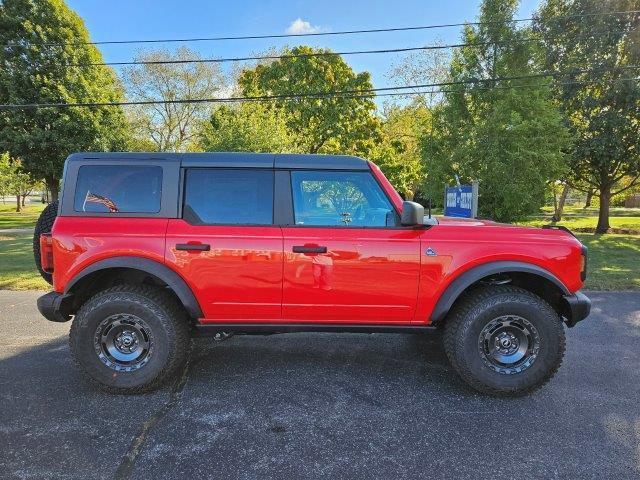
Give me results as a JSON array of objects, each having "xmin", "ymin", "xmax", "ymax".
[
  {"xmin": 371, "ymin": 104, "xmax": 429, "ymax": 200},
  {"xmin": 423, "ymin": 0, "xmax": 569, "ymax": 222},
  {"xmin": 0, "ymin": 0, "xmax": 130, "ymax": 200},
  {"xmin": 199, "ymin": 102, "xmax": 297, "ymax": 153},
  {"xmin": 0, "ymin": 153, "xmax": 40, "ymax": 212},
  {"xmin": 535, "ymin": 0, "xmax": 640, "ymax": 232},
  {"xmin": 237, "ymin": 46, "xmax": 381, "ymax": 156},
  {"xmin": 122, "ymin": 47, "xmax": 226, "ymax": 152}
]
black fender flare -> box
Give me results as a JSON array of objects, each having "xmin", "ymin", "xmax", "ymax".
[
  {"xmin": 429, "ymin": 261, "xmax": 570, "ymax": 323},
  {"xmin": 65, "ymin": 256, "xmax": 203, "ymax": 319}
]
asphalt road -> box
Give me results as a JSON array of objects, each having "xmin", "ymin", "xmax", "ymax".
[{"xmin": 0, "ymin": 291, "xmax": 638, "ymax": 480}]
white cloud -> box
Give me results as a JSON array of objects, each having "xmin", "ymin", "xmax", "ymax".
[{"xmin": 285, "ymin": 18, "xmax": 324, "ymax": 35}]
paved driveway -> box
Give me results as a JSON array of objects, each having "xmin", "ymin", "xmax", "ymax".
[{"xmin": 0, "ymin": 291, "xmax": 638, "ymax": 479}]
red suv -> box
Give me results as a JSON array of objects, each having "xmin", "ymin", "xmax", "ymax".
[{"xmin": 35, "ymin": 153, "xmax": 590, "ymax": 396}]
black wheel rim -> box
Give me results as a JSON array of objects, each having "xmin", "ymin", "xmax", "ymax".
[
  {"xmin": 93, "ymin": 313, "xmax": 154, "ymax": 372},
  {"xmin": 478, "ymin": 315, "xmax": 540, "ymax": 375}
]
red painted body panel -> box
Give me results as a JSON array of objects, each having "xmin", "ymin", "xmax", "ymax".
[
  {"xmin": 368, "ymin": 161, "xmax": 585, "ymax": 325},
  {"xmin": 51, "ymin": 216, "xmax": 169, "ymax": 293},
  {"xmin": 165, "ymin": 220, "xmax": 283, "ymax": 322},
  {"xmin": 412, "ymin": 221, "xmax": 585, "ymax": 324},
  {"xmin": 281, "ymin": 227, "xmax": 421, "ymax": 323},
  {"xmin": 50, "ymin": 160, "xmax": 586, "ymax": 328}
]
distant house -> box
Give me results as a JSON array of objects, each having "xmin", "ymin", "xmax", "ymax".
[{"xmin": 625, "ymin": 194, "xmax": 640, "ymax": 208}]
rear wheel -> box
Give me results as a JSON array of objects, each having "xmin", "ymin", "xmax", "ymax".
[
  {"xmin": 443, "ymin": 285, "xmax": 565, "ymax": 397},
  {"xmin": 69, "ymin": 285, "xmax": 191, "ymax": 394},
  {"xmin": 33, "ymin": 201, "xmax": 58, "ymax": 285}
]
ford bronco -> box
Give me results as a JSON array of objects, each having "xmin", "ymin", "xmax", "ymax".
[{"xmin": 35, "ymin": 153, "xmax": 590, "ymax": 396}]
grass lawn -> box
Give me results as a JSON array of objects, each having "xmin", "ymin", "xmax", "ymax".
[
  {"xmin": 520, "ymin": 205, "xmax": 640, "ymax": 233},
  {"xmin": 0, "ymin": 202, "xmax": 46, "ymax": 230},
  {"xmin": 576, "ymin": 233, "xmax": 640, "ymax": 290},
  {"xmin": 0, "ymin": 233, "xmax": 50, "ymax": 290},
  {"xmin": 0, "ymin": 231, "xmax": 637, "ymax": 292}
]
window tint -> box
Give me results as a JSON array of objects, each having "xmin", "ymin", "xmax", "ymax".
[
  {"xmin": 74, "ymin": 165, "xmax": 162, "ymax": 213},
  {"xmin": 184, "ymin": 169, "xmax": 274, "ymax": 225},
  {"xmin": 291, "ymin": 171, "xmax": 397, "ymax": 227}
]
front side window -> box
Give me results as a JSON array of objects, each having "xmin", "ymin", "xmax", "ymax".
[
  {"xmin": 74, "ymin": 165, "xmax": 162, "ymax": 213},
  {"xmin": 291, "ymin": 171, "xmax": 397, "ymax": 227},
  {"xmin": 184, "ymin": 169, "xmax": 274, "ymax": 225}
]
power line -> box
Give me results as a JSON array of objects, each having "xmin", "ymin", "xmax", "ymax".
[
  {"xmin": 196, "ymin": 77, "xmax": 638, "ymax": 104},
  {"xmin": 342, "ymin": 77, "xmax": 640, "ymax": 100},
  {"xmin": 5, "ymin": 10, "xmax": 639, "ymax": 48},
  {"xmin": 66, "ymin": 41, "xmax": 526, "ymax": 68},
  {"xmin": 59, "ymin": 26, "xmax": 618, "ymax": 69},
  {"xmin": 1, "ymin": 66, "xmax": 637, "ymax": 110}
]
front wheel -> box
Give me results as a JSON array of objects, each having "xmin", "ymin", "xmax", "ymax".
[
  {"xmin": 443, "ymin": 286, "xmax": 566, "ymax": 397},
  {"xmin": 69, "ymin": 285, "xmax": 191, "ymax": 394}
]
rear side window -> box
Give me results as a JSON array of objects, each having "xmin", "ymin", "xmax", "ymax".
[
  {"xmin": 183, "ymin": 169, "xmax": 274, "ymax": 225},
  {"xmin": 74, "ymin": 165, "xmax": 162, "ymax": 213}
]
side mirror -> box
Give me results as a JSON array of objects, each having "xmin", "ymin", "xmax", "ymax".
[{"xmin": 401, "ymin": 201, "xmax": 425, "ymax": 226}]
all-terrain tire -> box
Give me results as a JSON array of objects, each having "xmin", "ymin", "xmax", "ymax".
[
  {"xmin": 443, "ymin": 285, "xmax": 566, "ymax": 397},
  {"xmin": 33, "ymin": 201, "xmax": 59, "ymax": 285},
  {"xmin": 69, "ymin": 285, "xmax": 191, "ymax": 394}
]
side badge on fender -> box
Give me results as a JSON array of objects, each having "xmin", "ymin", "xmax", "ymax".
[{"xmin": 425, "ymin": 247, "xmax": 437, "ymax": 257}]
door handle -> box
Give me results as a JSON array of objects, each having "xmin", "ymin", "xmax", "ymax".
[
  {"xmin": 176, "ymin": 243, "xmax": 210, "ymax": 251},
  {"xmin": 292, "ymin": 245, "xmax": 327, "ymax": 254}
]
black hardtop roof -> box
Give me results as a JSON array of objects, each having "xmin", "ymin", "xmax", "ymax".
[{"xmin": 65, "ymin": 152, "xmax": 370, "ymax": 170}]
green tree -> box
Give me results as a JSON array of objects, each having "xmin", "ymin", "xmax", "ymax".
[
  {"xmin": 0, "ymin": 0, "xmax": 130, "ymax": 200},
  {"xmin": 122, "ymin": 47, "xmax": 225, "ymax": 152},
  {"xmin": 199, "ymin": 102, "xmax": 296, "ymax": 153},
  {"xmin": 535, "ymin": 0, "xmax": 640, "ymax": 232},
  {"xmin": 238, "ymin": 46, "xmax": 381, "ymax": 156},
  {"xmin": 371, "ymin": 104, "xmax": 429, "ymax": 200},
  {"xmin": 425, "ymin": 0, "xmax": 569, "ymax": 222},
  {"xmin": 0, "ymin": 153, "xmax": 38, "ymax": 212}
]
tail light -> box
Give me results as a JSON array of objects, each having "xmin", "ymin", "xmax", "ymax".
[
  {"xmin": 40, "ymin": 233, "xmax": 54, "ymax": 273},
  {"xmin": 580, "ymin": 245, "xmax": 588, "ymax": 281}
]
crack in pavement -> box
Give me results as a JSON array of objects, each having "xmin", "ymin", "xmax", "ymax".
[{"xmin": 113, "ymin": 355, "xmax": 198, "ymax": 480}]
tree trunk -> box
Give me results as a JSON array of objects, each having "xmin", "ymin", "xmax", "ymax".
[
  {"xmin": 596, "ymin": 187, "xmax": 611, "ymax": 234},
  {"xmin": 46, "ymin": 177, "xmax": 59, "ymax": 202},
  {"xmin": 584, "ymin": 190, "xmax": 594, "ymax": 208},
  {"xmin": 21, "ymin": 194, "xmax": 27, "ymax": 207},
  {"xmin": 553, "ymin": 184, "xmax": 570, "ymax": 222},
  {"xmin": 16, "ymin": 194, "xmax": 22, "ymax": 212}
]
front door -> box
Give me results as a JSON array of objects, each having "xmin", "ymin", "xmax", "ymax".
[
  {"xmin": 165, "ymin": 167, "xmax": 283, "ymax": 322},
  {"xmin": 281, "ymin": 170, "xmax": 421, "ymax": 323}
]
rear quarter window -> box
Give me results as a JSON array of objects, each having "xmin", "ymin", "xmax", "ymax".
[
  {"xmin": 183, "ymin": 168, "xmax": 274, "ymax": 225},
  {"xmin": 73, "ymin": 165, "xmax": 163, "ymax": 213}
]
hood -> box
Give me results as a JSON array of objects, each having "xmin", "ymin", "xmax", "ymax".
[
  {"xmin": 434, "ymin": 216, "xmax": 582, "ymax": 242},
  {"xmin": 435, "ymin": 216, "xmax": 500, "ymax": 227}
]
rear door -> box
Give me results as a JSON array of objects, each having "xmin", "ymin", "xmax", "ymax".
[
  {"xmin": 165, "ymin": 167, "xmax": 283, "ymax": 322},
  {"xmin": 280, "ymin": 169, "xmax": 422, "ymax": 324}
]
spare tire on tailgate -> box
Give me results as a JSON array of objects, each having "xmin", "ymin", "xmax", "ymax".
[{"xmin": 33, "ymin": 201, "xmax": 58, "ymax": 285}]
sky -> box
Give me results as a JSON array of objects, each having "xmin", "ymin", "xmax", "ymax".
[{"xmin": 66, "ymin": 0, "xmax": 542, "ymax": 98}]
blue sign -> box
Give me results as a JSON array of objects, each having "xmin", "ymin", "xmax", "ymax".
[{"xmin": 444, "ymin": 184, "xmax": 476, "ymax": 218}]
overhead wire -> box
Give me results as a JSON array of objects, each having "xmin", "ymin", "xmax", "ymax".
[
  {"xmin": 0, "ymin": 67, "xmax": 637, "ymax": 109},
  {"xmin": 3, "ymin": 9, "xmax": 638, "ymax": 48}
]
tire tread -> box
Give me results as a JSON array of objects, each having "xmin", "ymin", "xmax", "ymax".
[
  {"xmin": 33, "ymin": 201, "xmax": 58, "ymax": 285},
  {"xmin": 443, "ymin": 285, "xmax": 566, "ymax": 397},
  {"xmin": 69, "ymin": 284, "xmax": 191, "ymax": 394}
]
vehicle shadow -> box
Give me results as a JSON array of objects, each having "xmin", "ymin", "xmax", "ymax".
[
  {"xmin": 187, "ymin": 330, "xmax": 471, "ymax": 398},
  {"xmin": 2, "ymin": 301, "xmax": 640, "ymax": 479}
]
